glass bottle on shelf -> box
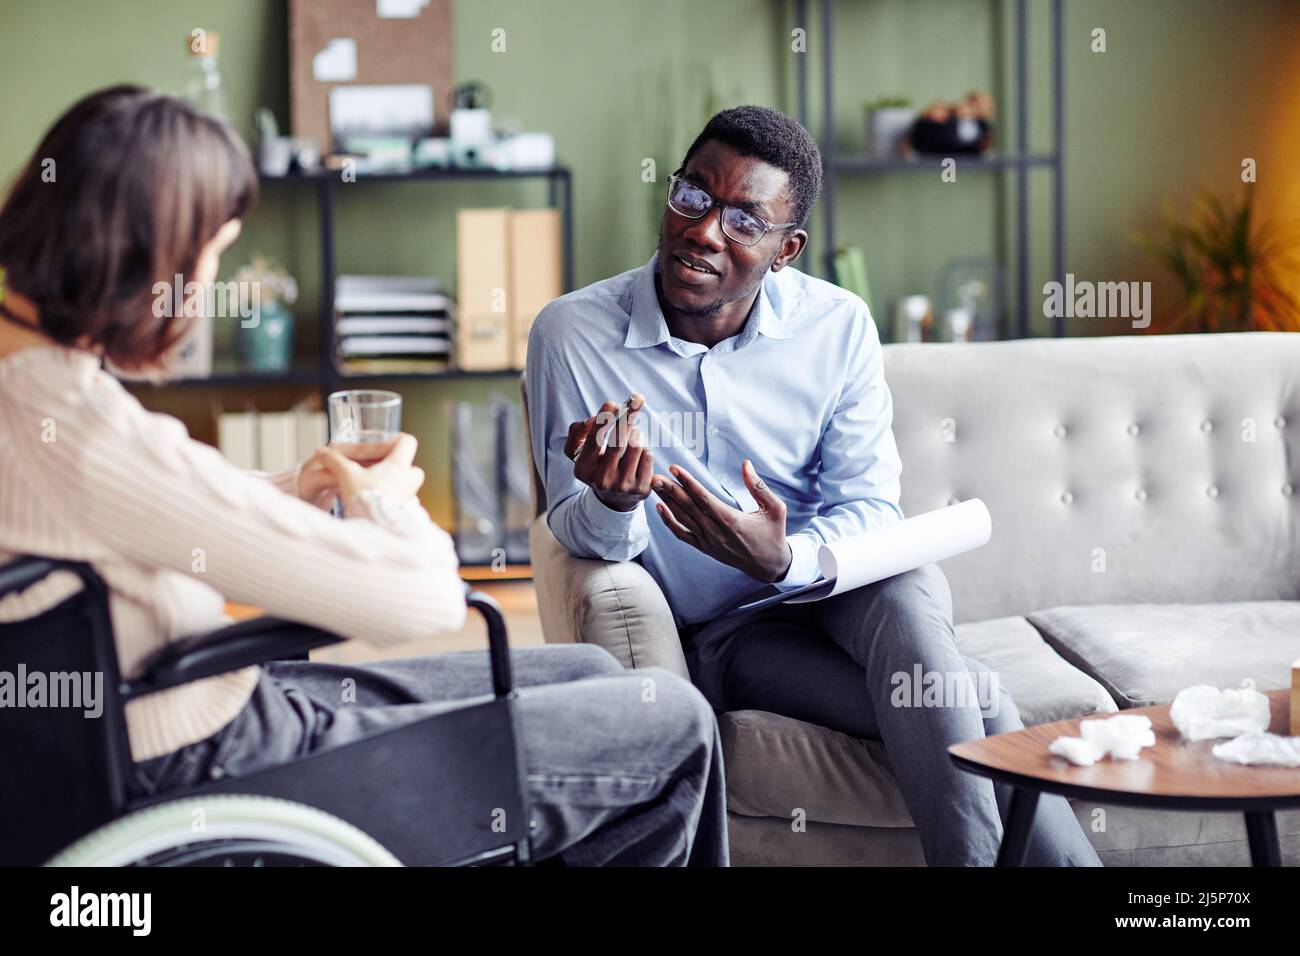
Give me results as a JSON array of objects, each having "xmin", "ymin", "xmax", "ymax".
[{"xmin": 184, "ymin": 30, "xmax": 226, "ymax": 119}]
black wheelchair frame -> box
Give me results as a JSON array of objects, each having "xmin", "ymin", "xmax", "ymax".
[{"xmin": 0, "ymin": 555, "xmax": 533, "ymax": 867}]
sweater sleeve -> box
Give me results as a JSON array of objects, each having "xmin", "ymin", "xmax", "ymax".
[{"xmin": 4, "ymin": 370, "xmax": 466, "ymax": 644}]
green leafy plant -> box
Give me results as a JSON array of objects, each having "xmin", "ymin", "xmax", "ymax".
[{"xmin": 1135, "ymin": 188, "xmax": 1300, "ymax": 333}]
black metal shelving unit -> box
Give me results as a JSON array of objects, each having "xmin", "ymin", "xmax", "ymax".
[
  {"xmin": 130, "ymin": 164, "xmax": 575, "ymax": 401},
  {"xmin": 125, "ymin": 164, "xmax": 573, "ymax": 576},
  {"xmin": 794, "ymin": 0, "xmax": 1065, "ymax": 337}
]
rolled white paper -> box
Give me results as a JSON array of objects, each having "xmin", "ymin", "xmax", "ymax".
[{"xmin": 786, "ymin": 498, "xmax": 992, "ymax": 603}]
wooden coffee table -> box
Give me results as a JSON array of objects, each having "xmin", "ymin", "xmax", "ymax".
[{"xmin": 950, "ymin": 689, "xmax": 1300, "ymax": 866}]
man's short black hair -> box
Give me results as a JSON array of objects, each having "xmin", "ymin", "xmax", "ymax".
[{"xmin": 679, "ymin": 105, "xmax": 822, "ymax": 230}]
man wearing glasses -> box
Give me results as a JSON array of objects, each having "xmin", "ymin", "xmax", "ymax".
[{"xmin": 525, "ymin": 106, "xmax": 1099, "ymax": 866}]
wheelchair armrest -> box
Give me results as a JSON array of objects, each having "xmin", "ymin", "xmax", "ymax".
[
  {"xmin": 0, "ymin": 556, "xmax": 67, "ymax": 598},
  {"xmin": 126, "ymin": 587, "xmax": 515, "ymax": 700},
  {"xmin": 125, "ymin": 617, "xmax": 347, "ymax": 699}
]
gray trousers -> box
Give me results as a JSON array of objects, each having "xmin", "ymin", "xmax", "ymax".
[
  {"xmin": 685, "ymin": 563, "xmax": 1101, "ymax": 867},
  {"xmin": 129, "ymin": 644, "xmax": 729, "ymax": 867}
]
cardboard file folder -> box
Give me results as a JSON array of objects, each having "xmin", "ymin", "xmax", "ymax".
[
  {"xmin": 456, "ymin": 208, "xmax": 512, "ymax": 370},
  {"xmin": 508, "ymin": 209, "xmax": 562, "ymax": 369},
  {"xmin": 456, "ymin": 208, "xmax": 563, "ymax": 371}
]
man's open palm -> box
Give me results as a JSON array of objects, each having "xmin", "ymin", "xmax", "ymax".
[{"xmin": 652, "ymin": 459, "xmax": 793, "ymax": 584}]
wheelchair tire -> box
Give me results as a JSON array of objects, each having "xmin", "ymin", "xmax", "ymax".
[{"xmin": 45, "ymin": 795, "xmax": 402, "ymax": 867}]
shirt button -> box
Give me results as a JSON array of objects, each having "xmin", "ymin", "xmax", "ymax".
[
  {"xmin": 1127, "ymin": 423, "xmax": 1140, "ymax": 436},
  {"xmin": 1276, "ymin": 416, "xmax": 1288, "ymax": 429},
  {"xmin": 1060, "ymin": 491, "xmax": 1073, "ymax": 504},
  {"xmin": 1206, "ymin": 485, "xmax": 1219, "ymax": 499},
  {"xmin": 708, "ymin": 425, "xmax": 721, "ymax": 437},
  {"xmin": 1283, "ymin": 484, "xmax": 1294, "ymax": 496},
  {"xmin": 1200, "ymin": 420, "xmax": 1213, "ymax": 434},
  {"xmin": 1135, "ymin": 488, "xmax": 1148, "ymax": 502},
  {"xmin": 1054, "ymin": 424, "xmax": 1067, "ymax": 438}
]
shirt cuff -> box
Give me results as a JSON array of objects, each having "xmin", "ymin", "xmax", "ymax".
[
  {"xmin": 577, "ymin": 484, "xmax": 644, "ymax": 539},
  {"xmin": 772, "ymin": 533, "xmax": 822, "ymax": 591}
]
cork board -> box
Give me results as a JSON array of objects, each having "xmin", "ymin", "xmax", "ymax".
[{"xmin": 289, "ymin": 0, "xmax": 454, "ymax": 150}]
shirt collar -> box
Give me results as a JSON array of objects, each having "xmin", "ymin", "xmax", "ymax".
[{"xmin": 625, "ymin": 256, "xmax": 794, "ymax": 351}]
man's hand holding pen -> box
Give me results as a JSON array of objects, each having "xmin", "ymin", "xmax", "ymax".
[{"xmin": 564, "ymin": 394, "xmax": 792, "ymax": 583}]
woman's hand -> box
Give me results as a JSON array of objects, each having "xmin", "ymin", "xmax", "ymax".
[
  {"xmin": 316, "ymin": 432, "xmax": 425, "ymax": 512},
  {"xmin": 296, "ymin": 449, "xmax": 343, "ymax": 510}
]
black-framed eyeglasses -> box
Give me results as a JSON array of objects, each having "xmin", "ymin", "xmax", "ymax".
[{"xmin": 666, "ymin": 174, "xmax": 797, "ymax": 247}]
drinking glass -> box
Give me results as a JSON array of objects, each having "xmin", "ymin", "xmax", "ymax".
[{"xmin": 328, "ymin": 389, "xmax": 401, "ymax": 466}]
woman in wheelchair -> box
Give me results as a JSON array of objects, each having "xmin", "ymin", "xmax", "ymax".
[{"xmin": 0, "ymin": 86, "xmax": 727, "ymax": 866}]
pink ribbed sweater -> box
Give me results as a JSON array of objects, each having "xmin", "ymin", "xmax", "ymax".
[{"xmin": 0, "ymin": 345, "xmax": 467, "ymax": 761}]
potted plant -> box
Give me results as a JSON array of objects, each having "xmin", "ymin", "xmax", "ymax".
[
  {"xmin": 233, "ymin": 255, "xmax": 299, "ymax": 372},
  {"xmin": 1134, "ymin": 188, "xmax": 1300, "ymax": 333},
  {"xmin": 864, "ymin": 96, "xmax": 915, "ymax": 160}
]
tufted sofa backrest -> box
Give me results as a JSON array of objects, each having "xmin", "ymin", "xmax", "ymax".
[{"xmin": 884, "ymin": 332, "xmax": 1300, "ymax": 624}]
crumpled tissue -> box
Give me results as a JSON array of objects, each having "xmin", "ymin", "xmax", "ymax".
[
  {"xmin": 1169, "ymin": 684, "xmax": 1271, "ymax": 742},
  {"xmin": 1049, "ymin": 714, "xmax": 1156, "ymax": 766},
  {"xmin": 1211, "ymin": 732, "xmax": 1300, "ymax": 767}
]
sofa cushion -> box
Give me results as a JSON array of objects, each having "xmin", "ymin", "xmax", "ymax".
[
  {"xmin": 720, "ymin": 710, "xmax": 914, "ymax": 828},
  {"xmin": 953, "ymin": 616, "xmax": 1117, "ymax": 725},
  {"xmin": 721, "ymin": 616, "xmax": 1116, "ymax": 827},
  {"xmin": 1027, "ymin": 601, "xmax": 1300, "ymax": 708}
]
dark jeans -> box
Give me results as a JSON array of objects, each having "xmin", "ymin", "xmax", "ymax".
[
  {"xmin": 130, "ymin": 644, "xmax": 728, "ymax": 866},
  {"xmin": 685, "ymin": 563, "xmax": 1101, "ymax": 867}
]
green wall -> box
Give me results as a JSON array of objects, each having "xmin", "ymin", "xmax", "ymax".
[{"xmin": 2, "ymin": 0, "xmax": 1296, "ymax": 521}]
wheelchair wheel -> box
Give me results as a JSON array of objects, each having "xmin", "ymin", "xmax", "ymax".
[{"xmin": 46, "ymin": 795, "xmax": 402, "ymax": 867}]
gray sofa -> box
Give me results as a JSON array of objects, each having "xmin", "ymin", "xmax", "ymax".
[{"xmin": 524, "ymin": 331, "xmax": 1300, "ymax": 865}]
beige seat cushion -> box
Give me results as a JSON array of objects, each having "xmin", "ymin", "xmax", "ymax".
[
  {"xmin": 1027, "ymin": 601, "xmax": 1300, "ymax": 708},
  {"xmin": 954, "ymin": 615, "xmax": 1117, "ymax": 724},
  {"xmin": 722, "ymin": 615, "xmax": 1116, "ymax": 827}
]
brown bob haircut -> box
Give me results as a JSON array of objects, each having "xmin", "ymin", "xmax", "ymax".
[{"xmin": 0, "ymin": 85, "xmax": 257, "ymax": 371}]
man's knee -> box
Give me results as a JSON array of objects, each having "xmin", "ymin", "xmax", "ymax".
[
  {"xmin": 960, "ymin": 654, "xmax": 1023, "ymax": 731},
  {"xmin": 839, "ymin": 562, "xmax": 954, "ymax": 632}
]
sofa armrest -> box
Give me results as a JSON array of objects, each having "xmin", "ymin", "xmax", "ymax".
[{"xmin": 528, "ymin": 514, "xmax": 688, "ymax": 678}]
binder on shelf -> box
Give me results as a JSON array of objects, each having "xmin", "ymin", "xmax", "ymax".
[
  {"xmin": 216, "ymin": 408, "xmax": 327, "ymax": 472},
  {"xmin": 508, "ymin": 208, "xmax": 562, "ymax": 369},
  {"xmin": 257, "ymin": 412, "xmax": 299, "ymax": 474},
  {"xmin": 295, "ymin": 410, "xmax": 328, "ymax": 463},
  {"xmin": 456, "ymin": 208, "xmax": 513, "ymax": 371},
  {"xmin": 217, "ymin": 412, "xmax": 258, "ymax": 470}
]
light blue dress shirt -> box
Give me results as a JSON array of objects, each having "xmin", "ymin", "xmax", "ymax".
[{"xmin": 525, "ymin": 256, "xmax": 903, "ymax": 627}]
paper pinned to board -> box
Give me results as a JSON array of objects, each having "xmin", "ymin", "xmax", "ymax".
[
  {"xmin": 312, "ymin": 37, "xmax": 357, "ymax": 82},
  {"xmin": 784, "ymin": 498, "xmax": 992, "ymax": 604},
  {"xmin": 377, "ymin": 0, "xmax": 429, "ymax": 17}
]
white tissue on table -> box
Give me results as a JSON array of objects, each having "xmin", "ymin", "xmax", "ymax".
[
  {"xmin": 1169, "ymin": 684, "xmax": 1271, "ymax": 741},
  {"xmin": 1211, "ymin": 732, "xmax": 1300, "ymax": 767},
  {"xmin": 1049, "ymin": 714, "xmax": 1156, "ymax": 767}
]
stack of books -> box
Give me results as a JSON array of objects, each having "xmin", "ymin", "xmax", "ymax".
[
  {"xmin": 334, "ymin": 274, "xmax": 455, "ymax": 376},
  {"xmin": 217, "ymin": 407, "xmax": 328, "ymax": 472}
]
